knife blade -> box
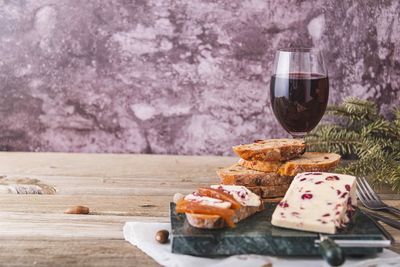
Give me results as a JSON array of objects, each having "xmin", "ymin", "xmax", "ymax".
[{"xmin": 363, "ymin": 210, "xmax": 400, "ymax": 230}]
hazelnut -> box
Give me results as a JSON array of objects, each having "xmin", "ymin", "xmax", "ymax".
[
  {"xmin": 64, "ymin": 205, "xmax": 89, "ymax": 214},
  {"xmin": 155, "ymin": 230, "xmax": 169, "ymax": 244}
]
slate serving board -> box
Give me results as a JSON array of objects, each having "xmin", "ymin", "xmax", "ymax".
[{"xmin": 170, "ymin": 202, "xmax": 390, "ymax": 257}]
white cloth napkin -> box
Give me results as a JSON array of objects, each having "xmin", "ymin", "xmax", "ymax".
[{"xmin": 123, "ymin": 222, "xmax": 400, "ymax": 267}]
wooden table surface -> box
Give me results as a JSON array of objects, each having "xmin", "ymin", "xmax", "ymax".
[{"xmin": 0, "ymin": 152, "xmax": 398, "ymax": 266}]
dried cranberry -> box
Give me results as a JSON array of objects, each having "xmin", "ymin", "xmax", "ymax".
[
  {"xmin": 315, "ymin": 181, "xmax": 323, "ymax": 184},
  {"xmin": 322, "ymin": 213, "xmax": 330, "ymax": 217},
  {"xmin": 305, "ymin": 190, "xmax": 311, "ymax": 193},
  {"xmin": 336, "ymin": 211, "xmax": 340, "ymax": 215},
  {"xmin": 324, "ymin": 156, "xmax": 329, "ymax": 159},
  {"xmin": 345, "ymin": 184, "xmax": 351, "ymax": 191},
  {"xmin": 300, "ymin": 178, "xmax": 306, "ymax": 182},
  {"xmin": 279, "ymin": 201, "xmax": 289, "ymax": 208},
  {"xmin": 301, "ymin": 193, "xmax": 313, "ymax": 200},
  {"xmin": 341, "ymin": 192, "xmax": 348, "ymax": 198},
  {"xmin": 312, "ymin": 172, "xmax": 322, "ymax": 175},
  {"xmin": 337, "ymin": 190, "xmax": 341, "ymax": 195},
  {"xmin": 326, "ymin": 175, "xmax": 340, "ymax": 181},
  {"xmin": 347, "ymin": 197, "xmax": 352, "ymax": 204}
]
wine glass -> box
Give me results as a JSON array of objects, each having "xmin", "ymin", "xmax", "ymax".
[{"xmin": 270, "ymin": 48, "xmax": 329, "ymax": 139}]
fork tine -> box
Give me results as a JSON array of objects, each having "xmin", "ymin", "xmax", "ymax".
[
  {"xmin": 356, "ymin": 191, "xmax": 368, "ymax": 207},
  {"xmin": 357, "ymin": 178, "xmax": 373, "ymax": 200},
  {"xmin": 356, "ymin": 180, "xmax": 370, "ymax": 200},
  {"xmin": 360, "ymin": 177, "xmax": 380, "ymax": 201},
  {"xmin": 356, "ymin": 182, "xmax": 370, "ymax": 206}
]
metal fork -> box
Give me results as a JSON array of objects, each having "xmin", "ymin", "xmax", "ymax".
[{"xmin": 356, "ymin": 177, "xmax": 400, "ymax": 217}]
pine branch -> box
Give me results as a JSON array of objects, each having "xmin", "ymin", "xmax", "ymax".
[
  {"xmin": 306, "ymin": 97, "xmax": 400, "ymax": 192},
  {"xmin": 306, "ymin": 125, "xmax": 361, "ymax": 156},
  {"xmin": 326, "ymin": 97, "xmax": 381, "ymax": 126}
]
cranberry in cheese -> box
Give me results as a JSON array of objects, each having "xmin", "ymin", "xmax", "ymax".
[{"xmin": 271, "ymin": 172, "xmax": 357, "ymax": 234}]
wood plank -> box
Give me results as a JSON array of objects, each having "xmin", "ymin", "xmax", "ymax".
[
  {"xmin": 0, "ymin": 195, "xmax": 171, "ymax": 216},
  {"xmin": 0, "ymin": 152, "xmax": 237, "ymax": 178},
  {"xmin": 379, "ymin": 225, "xmax": 400, "ymax": 253},
  {"xmin": 0, "ymin": 211, "xmax": 168, "ymax": 239},
  {"xmin": 0, "ymin": 174, "xmax": 217, "ymax": 196},
  {"xmin": 0, "ymin": 239, "xmax": 158, "ymax": 267}
]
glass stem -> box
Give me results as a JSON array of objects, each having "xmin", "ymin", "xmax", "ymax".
[{"xmin": 290, "ymin": 132, "xmax": 307, "ymax": 139}]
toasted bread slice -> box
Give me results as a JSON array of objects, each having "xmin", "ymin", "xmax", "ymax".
[
  {"xmin": 217, "ymin": 164, "xmax": 293, "ymax": 186},
  {"xmin": 247, "ymin": 184, "xmax": 290, "ymax": 198},
  {"xmin": 185, "ymin": 205, "xmax": 262, "ymax": 229},
  {"xmin": 238, "ymin": 152, "xmax": 341, "ymax": 176},
  {"xmin": 237, "ymin": 158, "xmax": 281, "ymax": 172},
  {"xmin": 278, "ymin": 152, "xmax": 341, "ymax": 176},
  {"xmin": 232, "ymin": 139, "xmax": 306, "ymax": 161}
]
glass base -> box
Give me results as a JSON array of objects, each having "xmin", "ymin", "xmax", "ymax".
[{"xmin": 289, "ymin": 132, "xmax": 307, "ymax": 139}]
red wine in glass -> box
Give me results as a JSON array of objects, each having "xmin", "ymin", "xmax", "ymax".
[{"xmin": 270, "ymin": 48, "xmax": 329, "ymax": 138}]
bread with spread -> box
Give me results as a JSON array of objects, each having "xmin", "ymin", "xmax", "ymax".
[{"xmin": 175, "ymin": 185, "xmax": 263, "ymax": 229}]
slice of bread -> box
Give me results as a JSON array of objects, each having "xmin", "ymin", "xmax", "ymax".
[
  {"xmin": 232, "ymin": 138, "xmax": 306, "ymax": 161},
  {"xmin": 185, "ymin": 205, "xmax": 262, "ymax": 229},
  {"xmin": 217, "ymin": 164, "xmax": 293, "ymax": 187},
  {"xmin": 238, "ymin": 152, "xmax": 341, "ymax": 176},
  {"xmin": 278, "ymin": 152, "xmax": 341, "ymax": 176},
  {"xmin": 177, "ymin": 185, "xmax": 264, "ymax": 229},
  {"xmin": 237, "ymin": 158, "xmax": 281, "ymax": 172},
  {"xmin": 247, "ymin": 184, "xmax": 290, "ymax": 198}
]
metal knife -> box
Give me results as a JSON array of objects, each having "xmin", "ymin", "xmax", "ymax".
[{"xmin": 363, "ymin": 210, "xmax": 400, "ymax": 231}]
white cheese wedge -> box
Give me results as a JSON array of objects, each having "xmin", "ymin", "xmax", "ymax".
[
  {"xmin": 210, "ymin": 184, "xmax": 261, "ymax": 207},
  {"xmin": 271, "ymin": 172, "xmax": 357, "ymax": 234},
  {"xmin": 184, "ymin": 193, "xmax": 231, "ymax": 209}
]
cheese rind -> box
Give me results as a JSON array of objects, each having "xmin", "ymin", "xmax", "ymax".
[
  {"xmin": 210, "ymin": 184, "xmax": 261, "ymax": 207},
  {"xmin": 271, "ymin": 172, "xmax": 357, "ymax": 234}
]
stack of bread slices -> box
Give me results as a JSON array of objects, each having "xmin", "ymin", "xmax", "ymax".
[{"xmin": 217, "ymin": 139, "xmax": 341, "ymax": 201}]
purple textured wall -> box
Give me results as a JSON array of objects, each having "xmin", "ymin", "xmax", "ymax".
[{"xmin": 0, "ymin": 0, "xmax": 399, "ymax": 155}]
